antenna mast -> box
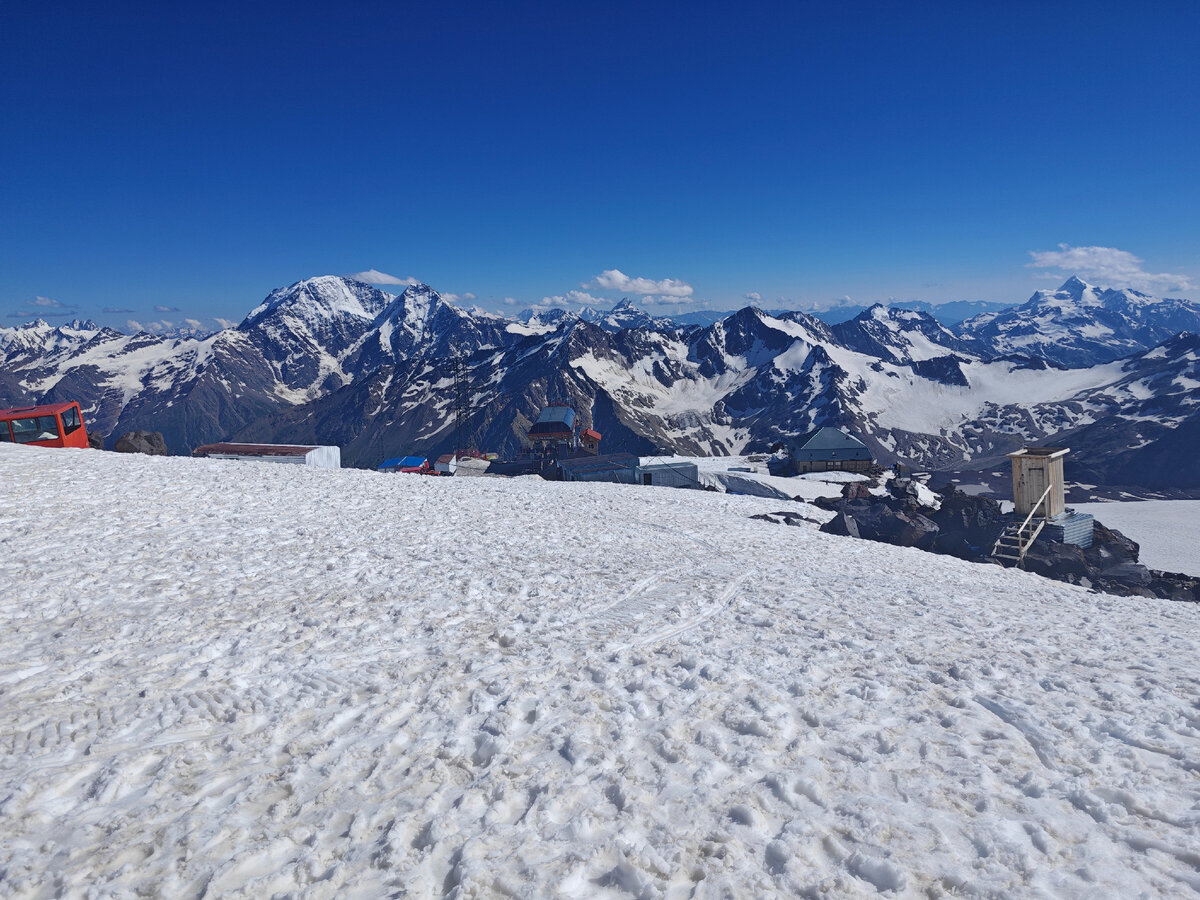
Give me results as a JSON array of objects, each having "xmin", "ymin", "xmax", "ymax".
[{"xmin": 451, "ymin": 343, "xmax": 471, "ymax": 457}]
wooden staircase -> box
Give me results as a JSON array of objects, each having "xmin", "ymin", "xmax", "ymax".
[
  {"xmin": 992, "ymin": 520, "xmax": 1045, "ymax": 567},
  {"xmin": 992, "ymin": 483, "xmax": 1053, "ymax": 568}
]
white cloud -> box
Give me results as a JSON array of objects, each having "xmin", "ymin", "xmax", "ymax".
[
  {"xmin": 183, "ymin": 318, "xmax": 204, "ymax": 330},
  {"xmin": 638, "ymin": 294, "xmax": 696, "ymax": 307},
  {"xmin": 350, "ymin": 269, "xmax": 421, "ymax": 286},
  {"xmin": 1028, "ymin": 244, "xmax": 1193, "ymax": 294},
  {"xmin": 538, "ymin": 290, "xmax": 605, "ymax": 309},
  {"xmin": 213, "ymin": 317, "xmax": 236, "ymax": 330},
  {"xmin": 154, "ymin": 305, "xmax": 181, "ymax": 313},
  {"xmin": 502, "ymin": 297, "xmax": 519, "ymax": 306},
  {"xmin": 744, "ymin": 291, "xmax": 762, "ymax": 303},
  {"xmin": 127, "ymin": 319, "xmax": 174, "ymax": 334},
  {"xmin": 34, "ymin": 295, "xmax": 65, "ymax": 308},
  {"xmin": 790, "ymin": 295, "xmax": 857, "ymax": 312},
  {"xmin": 587, "ymin": 269, "xmax": 694, "ymax": 298}
]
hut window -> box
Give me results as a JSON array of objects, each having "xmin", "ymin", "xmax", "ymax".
[
  {"xmin": 61, "ymin": 406, "xmax": 82, "ymax": 435},
  {"xmin": 10, "ymin": 416, "xmax": 60, "ymax": 443}
]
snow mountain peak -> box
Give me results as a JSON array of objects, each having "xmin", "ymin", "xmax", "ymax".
[
  {"xmin": 1059, "ymin": 275, "xmax": 1092, "ymax": 295},
  {"xmin": 241, "ymin": 275, "xmax": 394, "ymax": 330}
]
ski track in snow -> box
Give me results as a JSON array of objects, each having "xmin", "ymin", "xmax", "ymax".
[{"xmin": 1, "ymin": 444, "xmax": 1199, "ymax": 898}]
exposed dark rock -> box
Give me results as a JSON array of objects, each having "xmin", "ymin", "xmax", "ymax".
[
  {"xmin": 894, "ymin": 511, "xmax": 939, "ymax": 549},
  {"xmin": 752, "ymin": 510, "xmax": 823, "ymax": 528},
  {"xmin": 1096, "ymin": 563, "xmax": 1153, "ymax": 589},
  {"xmin": 813, "ymin": 483, "xmax": 1195, "ymax": 603},
  {"xmin": 1147, "ymin": 571, "xmax": 1200, "ymax": 603},
  {"xmin": 843, "ymin": 482, "xmax": 874, "ymax": 501},
  {"xmin": 822, "ymin": 512, "xmax": 860, "ymax": 539},
  {"xmin": 1022, "ymin": 517, "xmax": 1193, "ymax": 601},
  {"xmin": 820, "ymin": 499, "xmax": 938, "ymax": 550},
  {"xmin": 910, "ymin": 354, "xmax": 969, "ymax": 387},
  {"xmin": 1084, "ymin": 522, "xmax": 1139, "ymax": 569},
  {"xmin": 114, "ymin": 431, "xmax": 168, "ymax": 456},
  {"xmin": 926, "ymin": 488, "xmax": 1007, "ymax": 560},
  {"xmin": 1023, "ymin": 541, "xmax": 1090, "ymax": 583},
  {"xmin": 87, "ymin": 430, "xmax": 105, "ymax": 450}
]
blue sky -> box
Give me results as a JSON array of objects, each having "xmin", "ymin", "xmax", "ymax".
[{"xmin": 3, "ymin": 1, "xmax": 1198, "ymax": 329}]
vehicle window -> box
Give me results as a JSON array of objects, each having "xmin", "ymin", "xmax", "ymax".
[
  {"xmin": 11, "ymin": 416, "xmax": 61, "ymax": 443},
  {"xmin": 61, "ymin": 406, "xmax": 82, "ymax": 434},
  {"xmin": 0, "ymin": 423, "xmax": 11, "ymax": 441}
]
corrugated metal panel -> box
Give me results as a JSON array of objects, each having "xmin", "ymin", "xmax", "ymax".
[
  {"xmin": 1044, "ymin": 512, "xmax": 1094, "ymax": 548},
  {"xmin": 305, "ymin": 446, "xmax": 341, "ymax": 469},
  {"xmin": 636, "ymin": 463, "xmax": 699, "ymax": 488}
]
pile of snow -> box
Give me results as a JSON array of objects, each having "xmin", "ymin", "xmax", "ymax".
[
  {"xmin": 2, "ymin": 445, "xmax": 1199, "ymax": 897},
  {"xmin": 1073, "ymin": 500, "xmax": 1200, "ymax": 577}
]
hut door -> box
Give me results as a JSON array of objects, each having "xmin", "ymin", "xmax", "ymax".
[
  {"xmin": 1027, "ymin": 465, "xmax": 1047, "ymax": 515},
  {"xmin": 642, "ymin": 473, "xmax": 653, "ymax": 485}
]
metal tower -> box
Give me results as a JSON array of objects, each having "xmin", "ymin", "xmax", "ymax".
[{"xmin": 451, "ymin": 344, "xmax": 472, "ymax": 457}]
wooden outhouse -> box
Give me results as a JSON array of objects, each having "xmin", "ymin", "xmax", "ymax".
[{"xmin": 1007, "ymin": 446, "xmax": 1068, "ymax": 518}]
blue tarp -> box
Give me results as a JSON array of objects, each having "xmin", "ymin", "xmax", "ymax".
[{"xmin": 378, "ymin": 456, "xmax": 427, "ymax": 470}]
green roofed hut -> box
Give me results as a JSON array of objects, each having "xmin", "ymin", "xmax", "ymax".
[{"xmin": 788, "ymin": 427, "xmax": 873, "ymax": 474}]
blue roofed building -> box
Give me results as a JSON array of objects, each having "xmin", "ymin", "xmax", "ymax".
[
  {"xmin": 528, "ymin": 406, "xmax": 576, "ymax": 444},
  {"xmin": 377, "ymin": 455, "xmax": 430, "ymax": 473},
  {"xmin": 788, "ymin": 427, "xmax": 874, "ymax": 474}
]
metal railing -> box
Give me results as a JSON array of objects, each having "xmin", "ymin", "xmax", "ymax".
[{"xmin": 1007, "ymin": 482, "xmax": 1054, "ymax": 566}]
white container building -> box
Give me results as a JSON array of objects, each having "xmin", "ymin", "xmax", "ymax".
[{"xmin": 192, "ymin": 442, "xmax": 341, "ymax": 469}]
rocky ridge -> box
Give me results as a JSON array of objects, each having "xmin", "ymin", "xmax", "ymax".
[{"xmin": 2, "ymin": 276, "xmax": 1198, "ymax": 488}]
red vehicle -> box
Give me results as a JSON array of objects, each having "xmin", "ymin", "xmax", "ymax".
[{"xmin": 0, "ymin": 401, "xmax": 90, "ymax": 449}]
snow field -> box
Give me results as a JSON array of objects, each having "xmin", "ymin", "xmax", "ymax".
[
  {"xmin": 1073, "ymin": 500, "xmax": 1200, "ymax": 577},
  {"xmin": 1, "ymin": 445, "xmax": 1199, "ymax": 897}
]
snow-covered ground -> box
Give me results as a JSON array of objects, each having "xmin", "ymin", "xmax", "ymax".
[
  {"xmin": 1074, "ymin": 500, "xmax": 1200, "ymax": 577},
  {"xmin": 2, "ymin": 444, "xmax": 1199, "ymax": 898},
  {"xmin": 638, "ymin": 454, "xmax": 859, "ymax": 503}
]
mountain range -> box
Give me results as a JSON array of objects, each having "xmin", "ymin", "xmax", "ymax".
[{"xmin": 3, "ymin": 275, "xmax": 1199, "ymax": 490}]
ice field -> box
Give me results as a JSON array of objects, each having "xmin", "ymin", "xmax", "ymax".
[
  {"xmin": 1073, "ymin": 500, "xmax": 1200, "ymax": 577},
  {"xmin": 1, "ymin": 444, "xmax": 1198, "ymax": 897}
]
